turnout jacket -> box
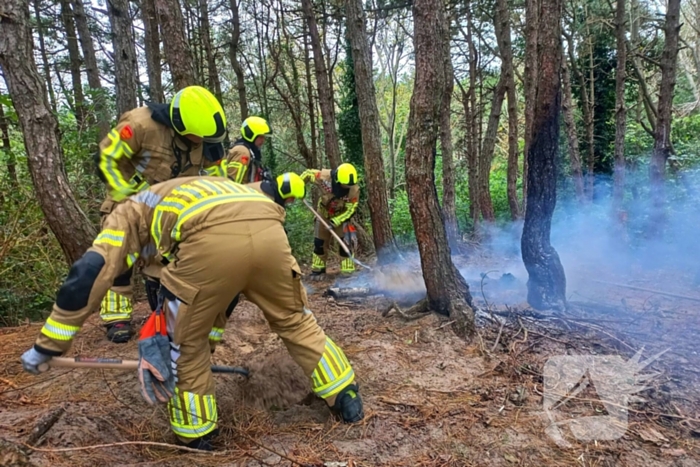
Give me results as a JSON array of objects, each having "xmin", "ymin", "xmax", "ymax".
[
  {"xmin": 97, "ymin": 106, "xmax": 227, "ymax": 202},
  {"xmin": 224, "ymin": 140, "xmax": 268, "ymax": 184},
  {"xmin": 34, "ymin": 177, "xmax": 285, "ymax": 356},
  {"xmin": 313, "ymin": 169, "xmax": 360, "ymax": 226}
]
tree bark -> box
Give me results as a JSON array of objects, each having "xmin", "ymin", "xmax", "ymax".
[
  {"xmin": 32, "ymin": 0, "xmax": 57, "ymax": 113},
  {"xmin": 228, "ymin": 0, "xmax": 248, "ymax": 120},
  {"xmin": 304, "ymin": 24, "xmax": 318, "ymax": 168},
  {"xmin": 59, "ymin": 0, "xmax": 86, "ymax": 128},
  {"xmin": 302, "ymin": 0, "xmax": 342, "ymax": 168},
  {"xmin": 71, "ymin": 0, "xmax": 109, "ymax": 139},
  {"xmin": 199, "ymin": 0, "xmax": 222, "ymax": 104},
  {"xmin": 561, "ymin": 55, "xmax": 585, "ymax": 202},
  {"xmin": 154, "ymin": 0, "xmax": 196, "ymax": 90},
  {"xmin": 523, "ymin": 0, "xmax": 538, "ymax": 215},
  {"xmin": 612, "ymin": 0, "xmax": 627, "ymax": 217},
  {"xmin": 345, "ymin": 0, "xmax": 398, "ymax": 260},
  {"xmin": 141, "ymin": 0, "xmax": 164, "ymax": 102},
  {"xmin": 107, "ymin": 0, "xmax": 138, "ymax": 117},
  {"xmin": 521, "ymin": 0, "xmax": 567, "ymax": 310},
  {"xmin": 479, "ymin": 77, "xmax": 506, "ymax": 222},
  {"xmin": 441, "ymin": 43, "xmax": 458, "ymax": 244},
  {"xmin": 650, "ymin": 0, "xmax": 681, "ymax": 228},
  {"xmin": 495, "ymin": 0, "xmax": 520, "ymax": 220},
  {"xmin": 0, "ymin": 0, "xmax": 96, "ymax": 263},
  {"xmin": 405, "ymin": 0, "xmax": 474, "ymax": 336},
  {"xmin": 0, "ymin": 102, "xmax": 17, "ymax": 185},
  {"xmin": 585, "ymin": 28, "xmax": 595, "ymax": 197}
]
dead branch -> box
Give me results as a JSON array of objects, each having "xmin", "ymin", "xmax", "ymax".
[
  {"xmin": 382, "ymin": 298, "xmax": 430, "ymax": 320},
  {"xmin": 326, "ymin": 287, "xmax": 375, "ymax": 299},
  {"xmin": 26, "ymin": 406, "xmax": 64, "ymax": 446},
  {"xmin": 593, "ymin": 280, "xmax": 700, "ymax": 303}
]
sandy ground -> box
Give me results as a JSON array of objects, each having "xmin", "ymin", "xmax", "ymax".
[{"xmin": 1, "ymin": 257, "xmax": 700, "ymax": 466}]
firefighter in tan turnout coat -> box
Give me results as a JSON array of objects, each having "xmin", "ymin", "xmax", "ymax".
[
  {"xmin": 20, "ymin": 177, "xmax": 364, "ymax": 450},
  {"xmin": 96, "ymin": 86, "xmax": 228, "ymax": 343}
]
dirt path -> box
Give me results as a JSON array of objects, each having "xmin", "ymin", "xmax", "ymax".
[{"xmin": 1, "ymin": 269, "xmax": 699, "ymax": 466}]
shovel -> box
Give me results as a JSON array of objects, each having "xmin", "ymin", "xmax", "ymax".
[
  {"xmin": 37, "ymin": 356, "xmax": 249, "ymax": 377},
  {"xmin": 302, "ymin": 199, "xmax": 372, "ymax": 271}
]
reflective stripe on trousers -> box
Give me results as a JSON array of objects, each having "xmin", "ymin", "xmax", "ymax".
[
  {"xmin": 311, "ymin": 337, "xmax": 355, "ymax": 399},
  {"xmin": 99, "ymin": 290, "xmax": 133, "ymax": 322}
]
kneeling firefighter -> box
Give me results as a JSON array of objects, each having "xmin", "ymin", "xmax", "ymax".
[
  {"xmin": 95, "ymin": 85, "xmax": 228, "ymax": 343},
  {"xmin": 300, "ymin": 163, "xmax": 360, "ymax": 276},
  {"xmin": 20, "ymin": 176, "xmax": 364, "ymax": 451}
]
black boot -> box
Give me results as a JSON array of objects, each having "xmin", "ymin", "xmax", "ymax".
[
  {"xmin": 105, "ymin": 321, "xmax": 132, "ymax": 344},
  {"xmin": 331, "ymin": 384, "xmax": 364, "ymax": 423},
  {"xmin": 179, "ymin": 428, "xmax": 220, "ymax": 451}
]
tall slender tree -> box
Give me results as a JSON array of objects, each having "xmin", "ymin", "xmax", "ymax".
[
  {"xmin": 59, "ymin": 0, "xmax": 86, "ymax": 127},
  {"xmin": 154, "ymin": 0, "xmax": 196, "ymax": 89},
  {"xmin": 613, "ymin": 0, "xmax": 627, "ymax": 217},
  {"xmin": 32, "ymin": 0, "xmax": 57, "ymax": 112},
  {"xmin": 228, "ymin": 0, "xmax": 248, "ymax": 120},
  {"xmin": 199, "ymin": 0, "xmax": 222, "ymax": 103},
  {"xmin": 107, "ymin": 0, "xmax": 138, "ymax": 116},
  {"xmin": 141, "ymin": 0, "xmax": 164, "ymax": 102}
]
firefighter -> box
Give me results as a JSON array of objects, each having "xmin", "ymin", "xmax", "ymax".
[
  {"xmin": 20, "ymin": 176, "xmax": 365, "ymax": 451},
  {"xmin": 226, "ymin": 116, "xmax": 273, "ymax": 184},
  {"xmin": 300, "ymin": 163, "xmax": 360, "ymax": 277},
  {"xmin": 95, "ymin": 86, "xmax": 228, "ymax": 343}
]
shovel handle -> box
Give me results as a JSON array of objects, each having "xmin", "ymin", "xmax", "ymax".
[{"xmin": 37, "ymin": 357, "xmax": 249, "ymax": 377}]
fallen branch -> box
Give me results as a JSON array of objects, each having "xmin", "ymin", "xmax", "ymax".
[
  {"xmin": 326, "ymin": 287, "xmax": 375, "ymax": 299},
  {"xmin": 26, "ymin": 407, "xmax": 64, "ymax": 446},
  {"xmin": 593, "ymin": 280, "xmax": 700, "ymax": 303},
  {"xmin": 382, "ymin": 298, "xmax": 430, "ymax": 321}
]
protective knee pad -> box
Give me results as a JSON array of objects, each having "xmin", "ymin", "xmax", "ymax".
[
  {"xmin": 112, "ymin": 268, "xmax": 133, "ymax": 287},
  {"xmin": 314, "ymin": 238, "xmax": 325, "ymax": 255},
  {"xmin": 56, "ymin": 251, "xmax": 105, "ymax": 311}
]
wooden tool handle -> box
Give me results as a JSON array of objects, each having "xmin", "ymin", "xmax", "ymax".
[
  {"xmin": 302, "ymin": 199, "xmax": 353, "ymax": 257},
  {"xmin": 38, "ymin": 357, "xmax": 138, "ymax": 372}
]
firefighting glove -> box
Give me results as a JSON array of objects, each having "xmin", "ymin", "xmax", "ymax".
[
  {"xmin": 21, "ymin": 347, "xmax": 52, "ymax": 375},
  {"xmin": 300, "ymin": 169, "xmax": 320, "ymax": 183},
  {"xmin": 331, "ymin": 383, "xmax": 365, "ymax": 423},
  {"xmin": 137, "ymin": 334, "xmax": 175, "ymax": 404}
]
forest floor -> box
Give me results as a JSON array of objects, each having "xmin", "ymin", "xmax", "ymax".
[{"xmin": 1, "ymin": 250, "xmax": 700, "ymax": 466}]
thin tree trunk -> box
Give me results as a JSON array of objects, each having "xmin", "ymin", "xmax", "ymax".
[
  {"xmin": 154, "ymin": 0, "xmax": 196, "ymax": 89},
  {"xmin": 406, "ymin": 0, "xmax": 474, "ymax": 336},
  {"xmin": 301, "ymin": 0, "xmax": 342, "ymax": 168},
  {"xmin": 521, "ymin": 0, "xmax": 566, "ymax": 310},
  {"xmin": 650, "ymin": 0, "xmax": 681, "ymax": 229},
  {"xmin": 71, "ymin": 0, "xmax": 109, "ymax": 138},
  {"xmin": 479, "ymin": 77, "xmax": 506, "ymax": 222},
  {"xmin": 304, "ymin": 25, "xmax": 318, "ymax": 168},
  {"xmin": 32, "ymin": 0, "xmax": 57, "ymax": 112},
  {"xmin": 441, "ymin": 43, "xmax": 458, "ymax": 244},
  {"xmin": 228, "ymin": 0, "xmax": 248, "ymax": 120},
  {"xmin": 345, "ymin": 0, "xmax": 398, "ymax": 260},
  {"xmin": 0, "ymin": 0, "xmax": 96, "ymax": 262},
  {"xmin": 495, "ymin": 0, "xmax": 520, "ymax": 220},
  {"xmin": 107, "ymin": 0, "xmax": 138, "ymax": 117},
  {"xmin": 199, "ymin": 0, "xmax": 222, "ymax": 104},
  {"xmin": 0, "ymin": 103, "xmax": 17, "ymax": 185},
  {"xmin": 613, "ymin": 0, "xmax": 627, "ymax": 218},
  {"xmin": 586, "ymin": 27, "xmax": 596, "ymax": 197},
  {"xmin": 59, "ymin": 0, "xmax": 86, "ymax": 128},
  {"xmin": 523, "ymin": 0, "xmax": 539, "ymax": 215},
  {"xmin": 561, "ymin": 55, "xmax": 585, "ymax": 202},
  {"xmin": 141, "ymin": 0, "xmax": 164, "ymax": 102}
]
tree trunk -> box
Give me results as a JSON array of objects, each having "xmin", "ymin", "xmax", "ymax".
[
  {"xmin": 585, "ymin": 29, "xmax": 595, "ymax": 197},
  {"xmin": 0, "ymin": 102, "xmax": 17, "ymax": 185},
  {"xmin": 107, "ymin": 0, "xmax": 138, "ymax": 117},
  {"xmin": 495, "ymin": 0, "xmax": 520, "ymax": 220},
  {"xmin": 304, "ymin": 24, "xmax": 318, "ymax": 168},
  {"xmin": 71, "ymin": 0, "xmax": 109, "ymax": 139},
  {"xmin": 301, "ymin": 0, "xmax": 342, "ymax": 168},
  {"xmin": 154, "ymin": 0, "xmax": 196, "ymax": 90},
  {"xmin": 141, "ymin": 0, "xmax": 164, "ymax": 102},
  {"xmin": 32, "ymin": 0, "xmax": 57, "ymax": 113},
  {"xmin": 612, "ymin": 0, "xmax": 627, "ymax": 217},
  {"xmin": 650, "ymin": 0, "xmax": 681, "ymax": 228},
  {"xmin": 561, "ymin": 55, "xmax": 585, "ymax": 202},
  {"xmin": 479, "ymin": 77, "xmax": 506, "ymax": 223},
  {"xmin": 228, "ymin": 0, "xmax": 248, "ymax": 120},
  {"xmin": 441, "ymin": 49, "xmax": 458, "ymax": 244},
  {"xmin": 523, "ymin": 0, "xmax": 539, "ymax": 215},
  {"xmin": 345, "ymin": 0, "xmax": 398, "ymax": 260},
  {"xmin": 0, "ymin": 0, "xmax": 96, "ymax": 263},
  {"xmin": 405, "ymin": 0, "xmax": 475, "ymax": 336},
  {"xmin": 199, "ymin": 0, "xmax": 222, "ymax": 104},
  {"xmin": 521, "ymin": 0, "xmax": 566, "ymax": 311},
  {"xmin": 59, "ymin": 0, "xmax": 86, "ymax": 128}
]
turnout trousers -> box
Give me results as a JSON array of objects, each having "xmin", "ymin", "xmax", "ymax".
[
  {"xmin": 312, "ymin": 218, "xmax": 354, "ymax": 274},
  {"xmin": 159, "ymin": 219, "xmax": 356, "ymax": 442}
]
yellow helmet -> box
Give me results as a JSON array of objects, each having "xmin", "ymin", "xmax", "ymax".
[
  {"xmin": 241, "ymin": 116, "xmax": 272, "ymax": 142},
  {"xmin": 277, "ymin": 172, "xmax": 305, "ymax": 200},
  {"xmin": 170, "ymin": 86, "xmax": 227, "ymax": 143},
  {"xmin": 335, "ymin": 163, "xmax": 358, "ymax": 185}
]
